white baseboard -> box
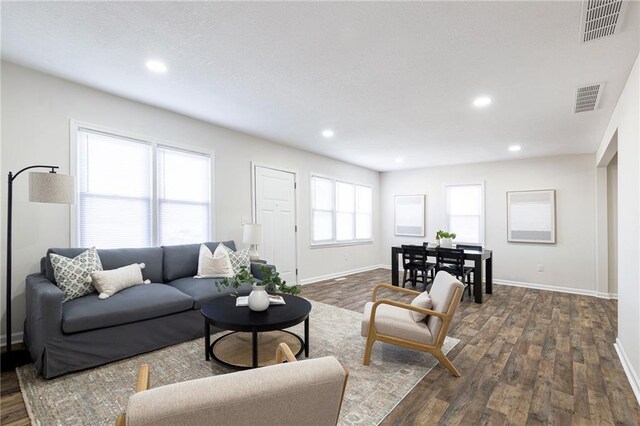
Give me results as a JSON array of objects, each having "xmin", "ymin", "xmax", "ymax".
[
  {"xmin": 299, "ymin": 264, "xmax": 387, "ymax": 285},
  {"xmin": 1, "ymin": 332, "xmax": 24, "ymax": 346},
  {"xmin": 379, "ymin": 265, "xmax": 617, "ymax": 299},
  {"xmin": 614, "ymin": 338, "xmax": 640, "ymax": 406},
  {"xmin": 493, "ymin": 279, "xmax": 617, "ymax": 298}
]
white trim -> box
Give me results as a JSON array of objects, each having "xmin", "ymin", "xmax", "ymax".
[
  {"xmin": 251, "ymin": 163, "xmax": 299, "ymax": 284},
  {"xmin": 493, "ymin": 278, "xmax": 616, "ymax": 298},
  {"xmin": 69, "ymin": 119, "xmax": 216, "ymax": 246},
  {"xmin": 299, "ymin": 264, "xmax": 386, "ymax": 285},
  {"xmin": 614, "ymin": 338, "xmax": 640, "ymax": 406},
  {"xmin": 1, "ymin": 332, "xmax": 24, "ymax": 346},
  {"xmin": 310, "ymin": 240, "xmax": 373, "ymax": 248}
]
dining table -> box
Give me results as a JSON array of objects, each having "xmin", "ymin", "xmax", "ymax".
[{"xmin": 391, "ymin": 245, "xmax": 493, "ymax": 303}]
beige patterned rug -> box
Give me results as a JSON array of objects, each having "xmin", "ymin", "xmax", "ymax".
[{"xmin": 17, "ymin": 300, "xmax": 459, "ymax": 426}]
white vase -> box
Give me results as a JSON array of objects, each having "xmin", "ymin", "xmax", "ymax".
[
  {"xmin": 248, "ymin": 284, "xmax": 270, "ymax": 312},
  {"xmin": 441, "ymin": 238, "xmax": 453, "ymax": 248}
]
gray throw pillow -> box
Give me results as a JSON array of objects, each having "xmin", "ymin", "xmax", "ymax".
[{"xmin": 50, "ymin": 247, "xmax": 103, "ymax": 302}]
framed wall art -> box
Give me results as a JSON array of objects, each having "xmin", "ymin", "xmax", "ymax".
[
  {"xmin": 394, "ymin": 195, "xmax": 425, "ymax": 237},
  {"xmin": 507, "ymin": 189, "xmax": 556, "ymax": 243}
]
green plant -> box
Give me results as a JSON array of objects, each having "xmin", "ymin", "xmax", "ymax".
[
  {"xmin": 436, "ymin": 230, "xmax": 457, "ymax": 240},
  {"xmin": 219, "ymin": 265, "xmax": 301, "ymax": 296}
]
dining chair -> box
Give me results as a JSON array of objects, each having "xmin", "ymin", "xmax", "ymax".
[
  {"xmin": 361, "ymin": 271, "xmax": 465, "ymax": 376},
  {"xmin": 453, "ymin": 244, "xmax": 482, "ymax": 283},
  {"xmin": 401, "ymin": 245, "xmax": 435, "ymax": 291},
  {"xmin": 435, "ymin": 247, "xmax": 474, "ymax": 298}
]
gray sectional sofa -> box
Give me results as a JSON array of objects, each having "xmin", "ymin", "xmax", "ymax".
[{"xmin": 24, "ymin": 241, "xmax": 273, "ymax": 378}]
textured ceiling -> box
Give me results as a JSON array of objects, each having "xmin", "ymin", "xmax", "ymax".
[{"xmin": 2, "ymin": 1, "xmax": 639, "ymax": 171}]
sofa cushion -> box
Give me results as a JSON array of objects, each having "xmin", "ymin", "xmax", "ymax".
[
  {"xmin": 46, "ymin": 247, "xmax": 164, "ymax": 284},
  {"xmin": 168, "ymin": 277, "xmax": 252, "ymax": 309},
  {"xmin": 361, "ymin": 301, "xmax": 433, "ymax": 345},
  {"xmin": 62, "ymin": 284, "xmax": 194, "ymax": 333},
  {"xmin": 162, "ymin": 241, "xmax": 236, "ymax": 282}
]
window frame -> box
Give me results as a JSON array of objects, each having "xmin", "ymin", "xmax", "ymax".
[
  {"xmin": 310, "ymin": 173, "xmax": 373, "ymax": 247},
  {"xmin": 70, "ymin": 120, "xmax": 215, "ymax": 247},
  {"xmin": 443, "ymin": 181, "xmax": 486, "ymax": 246}
]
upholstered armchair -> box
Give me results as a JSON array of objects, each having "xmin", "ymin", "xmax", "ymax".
[
  {"xmin": 116, "ymin": 343, "xmax": 349, "ymax": 426},
  {"xmin": 361, "ymin": 271, "xmax": 464, "ymax": 376}
]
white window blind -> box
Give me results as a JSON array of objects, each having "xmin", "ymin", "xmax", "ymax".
[
  {"xmin": 311, "ymin": 175, "xmax": 372, "ymax": 244},
  {"xmin": 444, "ymin": 183, "xmax": 484, "ymax": 244},
  {"xmin": 77, "ymin": 127, "xmax": 212, "ymax": 248},
  {"xmin": 157, "ymin": 147, "xmax": 211, "ymax": 246},
  {"xmin": 311, "ymin": 176, "xmax": 333, "ymax": 242},
  {"xmin": 78, "ymin": 130, "xmax": 152, "ymax": 248}
]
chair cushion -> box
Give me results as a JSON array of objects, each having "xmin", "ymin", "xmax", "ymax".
[
  {"xmin": 45, "ymin": 247, "xmax": 164, "ymax": 284},
  {"xmin": 361, "ymin": 301, "xmax": 433, "ymax": 345},
  {"xmin": 162, "ymin": 241, "xmax": 236, "ymax": 282},
  {"xmin": 168, "ymin": 277, "xmax": 253, "ymax": 309},
  {"xmin": 427, "ymin": 272, "xmax": 465, "ymax": 339},
  {"xmin": 410, "ymin": 292, "xmax": 433, "ymax": 322},
  {"xmin": 62, "ymin": 284, "xmax": 194, "ymax": 333}
]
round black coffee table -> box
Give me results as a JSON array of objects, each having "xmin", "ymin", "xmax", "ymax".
[{"xmin": 201, "ymin": 293, "xmax": 311, "ymax": 369}]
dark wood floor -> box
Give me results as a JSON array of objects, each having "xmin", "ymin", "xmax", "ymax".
[
  {"xmin": 2, "ymin": 268, "xmax": 639, "ymax": 425},
  {"xmin": 302, "ymin": 269, "xmax": 640, "ymax": 425}
]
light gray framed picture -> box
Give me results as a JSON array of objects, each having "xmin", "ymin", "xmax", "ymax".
[
  {"xmin": 394, "ymin": 195, "xmax": 425, "ymax": 237},
  {"xmin": 507, "ymin": 189, "xmax": 556, "ymax": 244}
]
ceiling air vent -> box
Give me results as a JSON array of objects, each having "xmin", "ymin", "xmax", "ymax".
[
  {"xmin": 580, "ymin": 0, "xmax": 627, "ymax": 43},
  {"xmin": 574, "ymin": 83, "xmax": 603, "ymax": 113}
]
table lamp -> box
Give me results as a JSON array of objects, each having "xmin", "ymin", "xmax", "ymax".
[
  {"xmin": 2, "ymin": 166, "xmax": 75, "ymax": 372},
  {"xmin": 242, "ymin": 223, "xmax": 263, "ymax": 261}
]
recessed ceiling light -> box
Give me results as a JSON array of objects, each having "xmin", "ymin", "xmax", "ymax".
[
  {"xmin": 395, "ymin": 157, "xmax": 404, "ymax": 163},
  {"xmin": 508, "ymin": 145, "xmax": 522, "ymax": 152},
  {"xmin": 473, "ymin": 96, "xmax": 492, "ymax": 108},
  {"xmin": 322, "ymin": 129, "xmax": 334, "ymax": 138},
  {"xmin": 145, "ymin": 60, "xmax": 167, "ymax": 73}
]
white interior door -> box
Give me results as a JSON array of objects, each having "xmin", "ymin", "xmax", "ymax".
[{"xmin": 253, "ymin": 165, "xmax": 297, "ymax": 284}]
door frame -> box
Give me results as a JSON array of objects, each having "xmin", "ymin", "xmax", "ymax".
[{"xmin": 251, "ymin": 162, "xmax": 300, "ymax": 284}]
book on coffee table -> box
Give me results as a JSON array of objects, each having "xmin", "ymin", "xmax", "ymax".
[{"xmin": 236, "ymin": 295, "xmax": 286, "ymax": 307}]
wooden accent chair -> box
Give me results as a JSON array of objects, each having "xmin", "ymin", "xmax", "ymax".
[
  {"xmin": 116, "ymin": 343, "xmax": 348, "ymax": 426},
  {"xmin": 361, "ymin": 271, "xmax": 464, "ymax": 376}
]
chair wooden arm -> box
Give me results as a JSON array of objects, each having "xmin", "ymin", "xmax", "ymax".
[
  {"xmin": 372, "ymin": 284, "xmax": 421, "ymax": 301},
  {"xmin": 275, "ymin": 342, "xmax": 297, "ymax": 363},
  {"xmin": 370, "ymin": 299, "xmax": 448, "ymax": 321},
  {"xmin": 115, "ymin": 364, "xmax": 150, "ymax": 426}
]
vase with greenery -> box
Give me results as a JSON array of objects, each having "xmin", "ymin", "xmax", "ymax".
[
  {"xmin": 436, "ymin": 230, "xmax": 457, "ymax": 248},
  {"xmin": 219, "ymin": 265, "xmax": 301, "ymax": 297}
]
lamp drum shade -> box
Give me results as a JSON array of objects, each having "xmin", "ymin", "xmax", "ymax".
[
  {"xmin": 29, "ymin": 172, "xmax": 76, "ymax": 204},
  {"xmin": 242, "ymin": 223, "xmax": 263, "ymax": 245}
]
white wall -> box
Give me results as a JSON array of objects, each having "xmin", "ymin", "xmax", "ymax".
[
  {"xmin": 380, "ymin": 154, "xmax": 597, "ymax": 293},
  {"xmin": 607, "ymin": 154, "xmax": 618, "ymax": 295},
  {"xmin": 0, "ymin": 61, "xmax": 381, "ymax": 339},
  {"xmin": 596, "ymin": 52, "xmax": 640, "ymax": 402}
]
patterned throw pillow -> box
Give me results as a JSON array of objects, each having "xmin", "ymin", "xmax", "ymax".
[
  {"xmin": 219, "ymin": 243, "xmax": 251, "ymax": 274},
  {"xmin": 50, "ymin": 247, "xmax": 103, "ymax": 302}
]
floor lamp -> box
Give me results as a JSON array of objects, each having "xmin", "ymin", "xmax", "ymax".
[{"xmin": 1, "ymin": 165, "xmax": 75, "ymax": 372}]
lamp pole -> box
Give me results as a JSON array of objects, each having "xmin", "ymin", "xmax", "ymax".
[{"xmin": 2, "ymin": 165, "xmax": 59, "ymax": 371}]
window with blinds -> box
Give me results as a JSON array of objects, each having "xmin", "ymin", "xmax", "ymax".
[
  {"xmin": 76, "ymin": 127, "xmax": 211, "ymax": 248},
  {"xmin": 311, "ymin": 175, "xmax": 372, "ymax": 244},
  {"xmin": 444, "ymin": 183, "xmax": 484, "ymax": 244}
]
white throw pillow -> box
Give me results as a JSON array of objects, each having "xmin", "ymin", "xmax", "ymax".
[
  {"xmin": 88, "ymin": 263, "xmax": 150, "ymax": 299},
  {"xmin": 50, "ymin": 247, "xmax": 103, "ymax": 302},
  {"xmin": 195, "ymin": 244, "xmax": 234, "ymax": 278},
  {"xmin": 410, "ymin": 291, "xmax": 433, "ymax": 322}
]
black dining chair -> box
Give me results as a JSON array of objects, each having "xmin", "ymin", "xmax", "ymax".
[
  {"xmin": 453, "ymin": 244, "xmax": 482, "ymax": 284},
  {"xmin": 435, "ymin": 247, "xmax": 474, "ymax": 299},
  {"xmin": 401, "ymin": 245, "xmax": 435, "ymax": 291}
]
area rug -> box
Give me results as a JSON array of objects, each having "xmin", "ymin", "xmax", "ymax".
[{"xmin": 17, "ymin": 300, "xmax": 459, "ymax": 426}]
